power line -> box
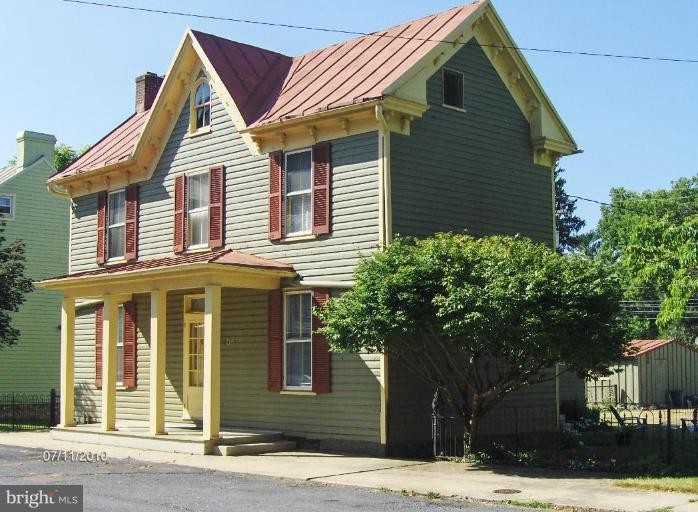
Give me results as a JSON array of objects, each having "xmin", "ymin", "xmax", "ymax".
[{"xmin": 61, "ymin": 0, "xmax": 698, "ymax": 64}]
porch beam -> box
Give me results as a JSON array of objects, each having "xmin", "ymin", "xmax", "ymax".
[
  {"xmin": 59, "ymin": 297, "xmax": 76, "ymax": 427},
  {"xmin": 202, "ymin": 285, "xmax": 221, "ymax": 440},
  {"xmin": 101, "ymin": 294, "xmax": 118, "ymax": 431},
  {"xmin": 149, "ymin": 289, "xmax": 167, "ymax": 435}
]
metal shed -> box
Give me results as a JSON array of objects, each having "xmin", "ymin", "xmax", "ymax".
[{"xmin": 587, "ymin": 339, "xmax": 698, "ymax": 407}]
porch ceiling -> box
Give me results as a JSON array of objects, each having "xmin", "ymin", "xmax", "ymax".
[{"xmin": 39, "ymin": 249, "xmax": 296, "ymax": 298}]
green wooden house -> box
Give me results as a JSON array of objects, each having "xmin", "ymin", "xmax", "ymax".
[
  {"xmin": 41, "ymin": 1, "xmax": 580, "ymax": 456},
  {"xmin": 0, "ymin": 131, "xmax": 69, "ymax": 394}
]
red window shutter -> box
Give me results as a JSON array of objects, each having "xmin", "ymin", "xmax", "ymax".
[
  {"xmin": 124, "ymin": 185, "xmax": 139, "ymax": 262},
  {"xmin": 173, "ymin": 174, "xmax": 187, "ymax": 253},
  {"xmin": 311, "ymin": 288, "xmax": 331, "ymax": 393},
  {"xmin": 122, "ymin": 301, "xmax": 138, "ymax": 388},
  {"xmin": 312, "ymin": 143, "xmax": 331, "ymax": 236},
  {"xmin": 267, "ymin": 289, "xmax": 283, "ymax": 392},
  {"xmin": 268, "ymin": 152, "xmax": 283, "ymax": 240},
  {"xmin": 95, "ymin": 304, "xmax": 104, "ymax": 389},
  {"xmin": 208, "ymin": 165, "xmax": 225, "ymax": 249},
  {"xmin": 96, "ymin": 191, "xmax": 107, "ymax": 264}
]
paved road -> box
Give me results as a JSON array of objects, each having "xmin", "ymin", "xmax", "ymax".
[{"xmin": 0, "ymin": 445, "xmax": 523, "ymax": 512}]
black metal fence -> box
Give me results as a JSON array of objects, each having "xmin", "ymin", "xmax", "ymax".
[{"xmin": 0, "ymin": 389, "xmax": 59, "ymax": 431}]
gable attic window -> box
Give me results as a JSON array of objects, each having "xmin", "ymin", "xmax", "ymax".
[
  {"xmin": 190, "ymin": 80, "xmax": 211, "ymax": 132},
  {"xmin": 0, "ymin": 195, "xmax": 14, "ymax": 219},
  {"xmin": 443, "ymin": 68, "xmax": 465, "ymax": 110}
]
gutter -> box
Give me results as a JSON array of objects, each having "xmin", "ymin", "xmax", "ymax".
[{"xmin": 375, "ymin": 105, "xmax": 392, "ymax": 246}]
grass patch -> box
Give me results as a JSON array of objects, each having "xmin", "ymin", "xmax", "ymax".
[
  {"xmin": 615, "ymin": 476, "xmax": 698, "ymax": 494},
  {"xmin": 425, "ymin": 491, "xmax": 441, "ymax": 500},
  {"xmin": 502, "ymin": 499, "xmax": 555, "ymax": 509}
]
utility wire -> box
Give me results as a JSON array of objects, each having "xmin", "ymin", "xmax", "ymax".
[{"xmin": 61, "ymin": 0, "xmax": 698, "ymax": 64}]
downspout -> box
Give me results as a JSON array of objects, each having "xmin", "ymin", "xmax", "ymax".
[
  {"xmin": 375, "ymin": 105, "xmax": 392, "ymax": 247},
  {"xmin": 375, "ymin": 104, "xmax": 391, "ymax": 450}
]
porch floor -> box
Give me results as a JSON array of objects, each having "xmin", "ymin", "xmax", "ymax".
[{"xmin": 51, "ymin": 421, "xmax": 286, "ymax": 455}]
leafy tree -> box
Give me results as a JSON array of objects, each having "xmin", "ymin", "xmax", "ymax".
[
  {"xmin": 318, "ymin": 234, "xmax": 628, "ymax": 453},
  {"xmin": 595, "ymin": 176, "xmax": 697, "ymax": 332},
  {"xmin": 555, "ymin": 167, "xmax": 586, "ymax": 252},
  {"xmin": 0, "ymin": 223, "xmax": 34, "ymax": 349}
]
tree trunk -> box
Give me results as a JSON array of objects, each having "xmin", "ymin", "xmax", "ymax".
[{"xmin": 463, "ymin": 397, "xmax": 481, "ymax": 455}]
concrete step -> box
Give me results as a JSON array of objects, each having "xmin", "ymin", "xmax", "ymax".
[
  {"xmin": 214, "ymin": 440, "xmax": 296, "ymax": 456},
  {"xmin": 217, "ymin": 433, "xmax": 282, "ymax": 446}
]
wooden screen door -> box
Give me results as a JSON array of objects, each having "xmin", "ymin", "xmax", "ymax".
[{"xmin": 183, "ymin": 297, "xmax": 205, "ymax": 421}]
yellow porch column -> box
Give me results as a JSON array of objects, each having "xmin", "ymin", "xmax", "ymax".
[
  {"xmin": 202, "ymin": 285, "xmax": 221, "ymax": 440},
  {"xmin": 149, "ymin": 290, "xmax": 167, "ymax": 435},
  {"xmin": 101, "ymin": 295, "xmax": 118, "ymax": 431},
  {"xmin": 59, "ymin": 297, "xmax": 76, "ymax": 427}
]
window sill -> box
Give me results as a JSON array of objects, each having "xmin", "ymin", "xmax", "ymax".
[
  {"xmin": 187, "ymin": 126, "xmax": 212, "ymax": 138},
  {"xmin": 281, "ymin": 234, "xmax": 316, "ymax": 243},
  {"xmin": 280, "ymin": 390, "xmax": 316, "ymax": 396},
  {"xmin": 442, "ymin": 103, "xmax": 466, "ymax": 113},
  {"xmin": 184, "ymin": 246, "xmax": 213, "ymax": 254},
  {"xmin": 104, "ymin": 258, "xmax": 128, "ymax": 267}
]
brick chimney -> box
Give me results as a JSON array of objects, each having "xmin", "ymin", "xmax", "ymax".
[
  {"xmin": 135, "ymin": 72, "xmax": 164, "ymax": 113},
  {"xmin": 16, "ymin": 131, "xmax": 56, "ymax": 168}
]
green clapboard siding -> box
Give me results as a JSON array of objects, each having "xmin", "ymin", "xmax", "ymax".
[
  {"xmin": 387, "ymin": 41, "xmax": 558, "ymax": 453},
  {"xmin": 0, "ymin": 160, "xmax": 68, "ymax": 394},
  {"xmin": 70, "ymin": 86, "xmax": 380, "ymax": 281},
  {"xmin": 72, "ymin": 289, "xmax": 382, "ymax": 450},
  {"xmin": 391, "ymin": 39, "xmax": 554, "ymax": 244}
]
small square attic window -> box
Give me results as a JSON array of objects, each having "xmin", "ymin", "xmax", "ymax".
[{"xmin": 443, "ymin": 68, "xmax": 464, "ymax": 110}]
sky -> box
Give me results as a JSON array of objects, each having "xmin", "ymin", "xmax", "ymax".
[{"xmin": 1, "ymin": 0, "xmax": 697, "ymax": 228}]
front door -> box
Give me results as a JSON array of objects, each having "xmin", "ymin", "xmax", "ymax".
[{"xmin": 183, "ymin": 318, "xmax": 205, "ymax": 420}]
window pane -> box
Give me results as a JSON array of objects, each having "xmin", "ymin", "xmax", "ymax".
[
  {"xmin": 116, "ymin": 345, "xmax": 124, "ymax": 384},
  {"xmin": 301, "ymin": 293, "xmax": 312, "ymax": 338},
  {"xmin": 189, "ymin": 210, "xmax": 208, "ymax": 247},
  {"xmin": 196, "ymin": 105, "xmax": 210, "ymax": 129},
  {"xmin": 285, "ymin": 294, "xmax": 301, "ymax": 339},
  {"xmin": 0, "ymin": 196, "xmax": 12, "ymax": 216},
  {"xmin": 108, "ymin": 225, "xmax": 125, "ymax": 259},
  {"xmin": 286, "ymin": 152, "xmax": 311, "ymax": 193},
  {"xmin": 108, "ymin": 191, "xmax": 125, "ymax": 225},
  {"xmin": 195, "ymin": 82, "xmax": 210, "ymax": 105},
  {"xmin": 189, "ymin": 298, "xmax": 205, "ymax": 313},
  {"xmin": 286, "ymin": 193, "xmax": 311, "ymax": 234},
  {"xmin": 188, "ymin": 173, "xmax": 209, "ymax": 210},
  {"xmin": 443, "ymin": 70, "xmax": 463, "ymax": 109},
  {"xmin": 285, "ymin": 341, "xmax": 312, "ymax": 388}
]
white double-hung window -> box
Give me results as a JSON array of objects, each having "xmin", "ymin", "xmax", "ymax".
[
  {"xmin": 284, "ymin": 291, "xmax": 312, "ymax": 389},
  {"xmin": 0, "ymin": 195, "xmax": 14, "ymax": 219},
  {"xmin": 285, "ymin": 150, "xmax": 312, "ymax": 236},
  {"xmin": 187, "ymin": 172, "xmax": 210, "ymax": 249},
  {"xmin": 107, "ymin": 190, "xmax": 126, "ymax": 260}
]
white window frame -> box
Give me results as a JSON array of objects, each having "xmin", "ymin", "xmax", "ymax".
[
  {"xmin": 442, "ymin": 67, "xmax": 465, "ymax": 112},
  {"xmin": 186, "ymin": 171, "xmax": 210, "ymax": 250},
  {"xmin": 107, "ymin": 189, "xmax": 126, "ymax": 261},
  {"xmin": 283, "ymin": 291, "xmax": 313, "ymax": 391},
  {"xmin": 0, "ymin": 194, "xmax": 15, "ymax": 220},
  {"xmin": 116, "ymin": 304, "xmax": 125, "ymax": 386},
  {"xmin": 284, "ymin": 148, "xmax": 313, "ymax": 237},
  {"xmin": 190, "ymin": 79, "xmax": 212, "ymax": 134}
]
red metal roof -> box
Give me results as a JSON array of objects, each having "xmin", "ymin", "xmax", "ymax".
[
  {"xmin": 51, "ymin": 2, "xmax": 483, "ymax": 181},
  {"xmin": 45, "ymin": 249, "xmax": 294, "ymax": 282},
  {"xmin": 52, "ymin": 110, "xmax": 149, "ymax": 181},
  {"xmin": 249, "ymin": 2, "xmax": 481, "ymax": 126},
  {"xmin": 625, "ymin": 339, "xmax": 675, "ymax": 357}
]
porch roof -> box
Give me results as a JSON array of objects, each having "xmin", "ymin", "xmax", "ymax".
[{"xmin": 39, "ymin": 249, "xmax": 296, "ymax": 298}]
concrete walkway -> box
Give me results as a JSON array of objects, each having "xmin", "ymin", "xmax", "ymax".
[{"xmin": 0, "ymin": 432, "xmax": 695, "ymax": 512}]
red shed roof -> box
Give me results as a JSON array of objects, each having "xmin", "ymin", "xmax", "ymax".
[
  {"xmin": 44, "ymin": 249, "xmax": 294, "ymax": 283},
  {"xmin": 625, "ymin": 339, "xmax": 675, "ymax": 357}
]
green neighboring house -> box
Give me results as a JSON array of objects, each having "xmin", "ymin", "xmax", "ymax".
[{"xmin": 0, "ymin": 131, "xmax": 68, "ymax": 394}]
